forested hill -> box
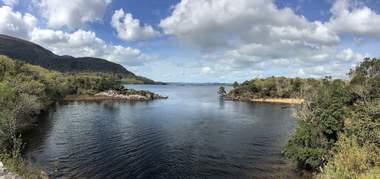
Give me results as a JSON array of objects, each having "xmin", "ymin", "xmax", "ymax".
[{"xmin": 0, "ymin": 34, "xmax": 149, "ymax": 80}]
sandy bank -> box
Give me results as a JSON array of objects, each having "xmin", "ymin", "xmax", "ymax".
[
  {"xmin": 225, "ymin": 96, "xmax": 304, "ymax": 104},
  {"xmin": 250, "ymin": 98, "xmax": 304, "ymax": 104}
]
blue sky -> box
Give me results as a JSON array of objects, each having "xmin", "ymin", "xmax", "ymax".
[{"xmin": 1, "ymin": 0, "xmax": 380, "ymax": 83}]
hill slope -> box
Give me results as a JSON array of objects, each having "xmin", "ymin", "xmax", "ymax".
[{"xmin": 0, "ymin": 34, "xmax": 157, "ymax": 83}]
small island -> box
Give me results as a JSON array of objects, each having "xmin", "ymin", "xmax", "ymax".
[{"xmin": 64, "ymin": 89, "xmax": 168, "ymax": 101}]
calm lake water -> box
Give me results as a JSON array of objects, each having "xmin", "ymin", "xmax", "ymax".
[{"xmin": 24, "ymin": 84, "xmax": 302, "ymax": 178}]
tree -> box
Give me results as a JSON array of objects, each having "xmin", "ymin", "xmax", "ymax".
[
  {"xmin": 233, "ymin": 81, "xmax": 239, "ymax": 88},
  {"xmin": 0, "ymin": 82, "xmax": 18, "ymax": 157},
  {"xmin": 317, "ymin": 135, "xmax": 380, "ymax": 178},
  {"xmin": 349, "ymin": 58, "xmax": 380, "ymax": 101},
  {"xmin": 284, "ymin": 79, "xmax": 350, "ymax": 170},
  {"xmin": 218, "ymin": 86, "xmax": 227, "ymax": 97},
  {"xmin": 284, "ymin": 58, "xmax": 380, "ymax": 173}
]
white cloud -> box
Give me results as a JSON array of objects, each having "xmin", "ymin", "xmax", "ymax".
[
  {"xmin": 159, "ymin": 0, "xmax": 371, "ymax": 79},
  {"xmin": 327, "ymin": 0, "xmax": 380, "ymax": 37},
  {"xmin": 0, "ymin": 5, "xmax": 149, "ymax": 67},
  {"xmin": 0, "ymin": 0, "xmax": 375, "ymax": 82},
  {"xmin": 201, "ymin": 66, "xmax": 211, "ymax": 75},
  {"xmin": 2, "ymin": 0, "xmax": 19, "ymax": 7},
  {"xmin": 0, "ymin": 5, "xmax": 36, "ymax": 39},
  {"xmin": 336, "ymin": 48, "xmax": 363, "ymax": 62},
  {"xmin": 33, "ymin": 0, "xmax": 111, "ymax": 28},
  {"xmin": 111, "ymin": 9, "xmax": 160, "ymax": 41},
  {"xmin": 31, "ymin": 29, "xmax": 148, "ymax": 66},
  {"xmin": 160, "ymin": 0, "xmax": 339, "ymax": 49}
]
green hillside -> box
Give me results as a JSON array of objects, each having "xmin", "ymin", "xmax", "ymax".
[{"xmin": 0, "ymin": 34, "xmax": 159, "ymax": 84}]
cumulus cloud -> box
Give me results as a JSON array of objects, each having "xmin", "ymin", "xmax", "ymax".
[
  {"xmin": 336, "ymin": 48, "xmax": 363, "ymax": 62},
  {"xmin": 159, "ymin": 0, "xmax": 370, "ymax": 79},
  {"xmin": 111, "ymin": 9, "xmax": 160, "ymax": 41},
  {"xmin": 0, "ymin": 0, "xmax": 375, "ymax": 81},
  {"xmin": 33, "ymin": 0, "xmax": 111, "ymax": 28},
  {"xmin": 160, "ymin": 0, "xmax": 339, "ymax": 49},
  {"xmin": 31, "ymin": 29, "xmax": 148, "ymax": 66},
  {"xmin": 0, "ymin": 6, "xmax": 148, "ymax": 67},
  {"xmin": 327, "ymin": 0, "xmax": 380, "ymax": 37},
  {"xmin": 0, "ymin": 6, "xmax": 36, "ymax": 39}
]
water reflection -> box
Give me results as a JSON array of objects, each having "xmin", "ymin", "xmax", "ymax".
[{"xmin": 24, "ymin": 84, "xmax": 301, "ymax": 178}]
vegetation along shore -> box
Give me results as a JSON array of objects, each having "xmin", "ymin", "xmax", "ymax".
[
  {"xmin": 0, "ymin": 35, "xmax": 379, "ymax": 179},
  {"xmin": 222, "ymin": 57, "xmax": 380, "ymax": 178},
  {"xmin": 0, "ymin": 55, "xmax": 166, "ymax": 178}
]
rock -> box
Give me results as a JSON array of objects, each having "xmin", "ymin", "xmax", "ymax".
[
  {"xmin": 0, "ymin": 161, "xmax": 5, "ymax": 175},
  {"xmin": 94, "ymin": 90, "xmax": 168, "ymax": 101}
]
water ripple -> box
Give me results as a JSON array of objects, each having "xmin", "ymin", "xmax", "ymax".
[{"xmin": 24, "ymin": 85, "xmax": 304, "ymax": 178}]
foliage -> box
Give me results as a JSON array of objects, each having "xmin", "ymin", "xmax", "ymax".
[
  {"xmin": 318, "ymin": 100, "xmax": 380, "ymax": 179},
  {"xmin": 0, "ymin": 82, "xmax": 16, "ymax": 154},
  {"xmin": 218, "ymin": 86, "xmax": 227, "ymax": 97},
  {"xmin": 349, "ymin": 57, "xmax": 380, "ymax": 102},
  {"xmin": 317, "ymin": 135, "xmax": 380, "ymax": 179},
  {"xmin": 0, "ymin": 55, "xmax": 123, "ymax": 175},
  {"xmin": 344, "ymin": 100, "xmax": 380, "ymax": 147},
  {"xmin": 120, "ymin": 75, "xmax": 162, "ymax": 84},
  {"xmin": 284, "ymin": 57, "xmax": 380, "ymax": 176},
  {"xmin": 0, "ymin": 34, "xmax": 133, "ymax": 75},
  {"xmin": 283, "ymin": 78, "xmax": 350, "ymax": 170},
  {"xmin": 0, "ymin": 34, "xmax": 158, "ymax": 84},
  {"xmin": 233, "ymin": 81, "xmax": 239, "ymax": 88},
  {"xmin": 228, "ymin": 76, "xmax": 320, "ymax": 99},
  {"xmin": 1, "ymin": 152, "xmax": 48, "ymax": 179}
]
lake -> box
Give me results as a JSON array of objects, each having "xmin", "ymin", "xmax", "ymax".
[{"xmin": 24, "ymin": 84, "xmax": 302, "ymax": 178}]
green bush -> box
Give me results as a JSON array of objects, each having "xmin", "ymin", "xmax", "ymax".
[
  {"xmin": 283, "ymin": 78, "xmax": 350, "ymax": 170},
  {"xmin": 228, "ymin": 76, "xmax": 323, "ymax": 99},
  {"xmin": 284, "ymin": 58, "xmax": 380, "ymax": 175},
  {"xmin": 317, "ymin": 136, "xmax": 380, "ymax": 179}
]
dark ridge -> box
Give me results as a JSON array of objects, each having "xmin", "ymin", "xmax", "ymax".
[{"xmin": 0, "ymin": 34, "xmax": 134, "ymax": 76}]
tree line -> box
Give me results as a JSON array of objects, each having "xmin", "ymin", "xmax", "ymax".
[{"xmin": 227, "ymin": 76, "xmax": 322, "ymax": 99}]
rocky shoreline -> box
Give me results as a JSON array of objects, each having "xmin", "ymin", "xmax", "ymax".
[{"xmin": 64, "ymin": 89, "xmax": 168, "ymax": 101}]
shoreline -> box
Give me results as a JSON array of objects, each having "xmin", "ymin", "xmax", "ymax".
[
  {"xmin": 63, "ymin": 95, "xmax": 167, "ymax": 101},
  {"xmin": 63, "ymin": 90, "xmax": 168, "ymax": 102},
  {"xmin": 250, "ymin": 98, "xmax": 304, "ymax": 104},
  {"xmin": 226, "ymin": 97, "xmax": 304, "ymax": 104}
]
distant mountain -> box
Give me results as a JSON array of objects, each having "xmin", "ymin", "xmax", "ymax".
[
  {"xmin": 0, "ymin": 34, "xmax": 159, "ymax": 84},
  {"xmin": 167, "ymin": 82, "xmax": 232, "ymax": 86}
]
